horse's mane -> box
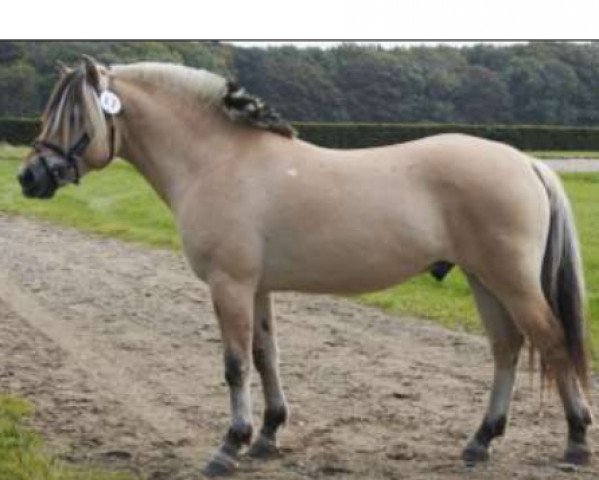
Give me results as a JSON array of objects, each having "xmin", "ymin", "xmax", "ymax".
[{"xmin": 113, "ymin": 62, "xmax": 296, "ymax": 138}]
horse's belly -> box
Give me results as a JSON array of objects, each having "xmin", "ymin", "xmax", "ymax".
[{"xmin": 260, "ymin": 240, "xmax": 435, "ymax": 293}]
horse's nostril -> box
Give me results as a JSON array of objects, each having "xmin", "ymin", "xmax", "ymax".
[{"xmin": 18, "ymin": 167, "xmax": 34, "ymax": 188}]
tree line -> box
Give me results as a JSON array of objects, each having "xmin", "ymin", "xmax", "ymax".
[{"xmin": 1, "ymin": 41, "xmax": 599, "ymax": 126}]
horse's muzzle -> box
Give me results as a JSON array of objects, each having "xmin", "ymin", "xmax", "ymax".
[{"xmin": 17, "ymin": 161, "xmax": 57, "ymax": 199}]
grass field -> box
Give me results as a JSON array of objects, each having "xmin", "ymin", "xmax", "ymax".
[
  {"xmin": 0, "ymin": 145, "xmax": 597, "ymax": 367},
  {"xmin": 0, "ymin": 395, "xmax": 133, "ymax": 480},
  {"xmin": 0, "ymin": 146, "xmax": 178, "ymax": 249}
]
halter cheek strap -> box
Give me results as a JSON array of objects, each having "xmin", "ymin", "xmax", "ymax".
[
  {"xmin": 105, "ymin": 115, "xmax": 116, "ymax": 162},
  {"xmin": 100, "ymin": 66, "xmax": 120, "ymax": 163}
]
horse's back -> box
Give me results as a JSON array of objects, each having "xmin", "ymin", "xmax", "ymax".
[{"xmin": 254, "ymin": 133, "xmax": 548, "ymax": 292}]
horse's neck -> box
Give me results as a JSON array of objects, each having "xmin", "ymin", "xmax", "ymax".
[{"xmin": 115, "ymin": 81, "xmax": 235, "ymax": 209}]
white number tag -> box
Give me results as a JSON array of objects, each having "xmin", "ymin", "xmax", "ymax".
[{"xmin": 100, "ymin": 90, "xmax": 122, "ymax": 115}]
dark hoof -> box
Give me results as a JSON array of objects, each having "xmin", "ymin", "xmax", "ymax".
[
  {"xmin": 564, "ymin": 444, "xmax": 591, "ymax": 466},
  {"xmin": 202, "ymin": 452, "xmax": 237, "ymax": 477},
  {"xmin": 247, "ymin": 435, "xmax": 279, "ymax": 459},
  {"xmin": 461, "ymin": 441, "xmax": 489, "ymax": 465}
]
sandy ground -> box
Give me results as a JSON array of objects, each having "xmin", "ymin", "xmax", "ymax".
[{"xmin": 0, "ymin": 213, "xmax": 597, "ymax": 480}]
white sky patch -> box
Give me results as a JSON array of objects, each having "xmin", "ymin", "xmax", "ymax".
[
  {"xmin": 3, "ymin": 1, "xmax": 598, "ymax": 42},
  {"xmin": 231, "ymin": 41, "xmax": 529, "ymax": 50}
]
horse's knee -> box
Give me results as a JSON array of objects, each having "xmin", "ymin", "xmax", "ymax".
[
  {"xmin": 252, "ymin": 344, "xmax": 269, "ymax": 374},
  {"xmin": 224, "ymin": 352, "xmax": 249, "ymax": 388}
]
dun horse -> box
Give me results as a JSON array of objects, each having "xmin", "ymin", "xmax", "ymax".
[{"xmin": 19, "ymin": 57, "xmax": 593, "ymax": 476}]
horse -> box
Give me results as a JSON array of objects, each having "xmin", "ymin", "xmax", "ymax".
[{"xmin": 18, "ymin": 56, "xmax": 593, "ymax": 477}]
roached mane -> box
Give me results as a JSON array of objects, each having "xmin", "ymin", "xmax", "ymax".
[
  {"xmin": 221, "ymin": 81, "xmax": 296, "ymax": 138},
  {"xmin": 112, "ymin": 62, "xmax": 297, "ymax": 138}
]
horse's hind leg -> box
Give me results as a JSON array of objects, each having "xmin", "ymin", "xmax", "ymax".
[
  {"xmin": 487, "ymin": 282, "xmax": 592, "ymax": 464},
  {"xmin": 557, "ymin": 362, "xmax": 593, "ymax": 464},
  {"xmin": 247, "ymin": 292, "xmax": 289, "ymax": 458},
  {"xmin": 462, "ymin": 274, "xmax": 524, "ymax": 464}
]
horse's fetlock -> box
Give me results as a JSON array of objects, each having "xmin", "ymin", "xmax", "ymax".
[
  {"xmin": 475, "ymin": 415, "xmax": 506, "ymax": 447},
  {"xmin": 227, "ymin": 422, "xmax": 253, "ymax": 446},
  {"xmin": 263, "ymin": 404, "xmax": 288, "ymax": 434},
  {"xmin": 567, "ymin": 413, "xmax": 590, "ymax": 445}
]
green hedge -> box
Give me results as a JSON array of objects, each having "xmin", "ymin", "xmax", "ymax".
[
  {"xmin": 2, "ymin": 118, "xmax": 599, "ymax": 151},
  {"xmin": 295, "ymin": 123, "xmax": 599, "ymax": 151},
  {"xmin": 0, "ymin": 118, "xmax": 40, "ymax": 146}
]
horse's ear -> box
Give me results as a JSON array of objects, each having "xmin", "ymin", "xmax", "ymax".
[
  {"xmin": 55, "ymin": 60, "xmax": 71, "ymax": 77},
  {"xmin": 81, "ymin": 54, "xmax": 100, "ymax": 90}
]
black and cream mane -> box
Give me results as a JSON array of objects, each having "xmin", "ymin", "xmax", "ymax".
[
  {"xmin": 222, "ymin": 80, "xmax": 296, "ymax": 138},
  {"xmin": 113, "ymin": 62, "xmax": 297, "ymax": 138},
  {"xmin": 45, "ymin": 61, "xmax": 297, "ymax": 140}
]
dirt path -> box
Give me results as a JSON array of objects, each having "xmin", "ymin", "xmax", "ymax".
[{"xmin": 0, "ymin": 214, "xmax": 597, "ymax": 480}]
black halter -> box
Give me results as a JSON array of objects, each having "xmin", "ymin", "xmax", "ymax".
[
  {"xmin": 32, "ymin": 133, "xmax": 89, "ymax": 184},
  {"xmin": 32, "ymin": 114, "xmax": 115, "ymax": 185}
]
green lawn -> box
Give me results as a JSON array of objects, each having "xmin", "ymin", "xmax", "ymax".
[
  {"xmin": 0, "ymin": 146, "xmax": 179, "ymax": 249},
  {"xmin": 0, "ymin": 395, "xmax": 133, "ymax": 480}
]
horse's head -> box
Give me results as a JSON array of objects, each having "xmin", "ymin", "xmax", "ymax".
[{"xmin": 18, "ymin": 55, "xmax": 120, "ymax": 199}]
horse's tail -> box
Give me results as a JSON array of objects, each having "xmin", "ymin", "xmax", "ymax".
[{"xmin": 531, "ymin": 160, "xmax": 589, "ymax": 391}]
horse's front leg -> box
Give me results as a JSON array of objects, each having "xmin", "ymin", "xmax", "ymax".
[
  {"xmin": 203, "ymin": 273, "xmax": 255, "ymax": 477},
  {"xmin": 248, "ymin": 292, "xmax": 288, "ymax": 458}
]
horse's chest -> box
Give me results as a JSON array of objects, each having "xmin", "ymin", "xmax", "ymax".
[
  {"xmin": 177, "ymin": 227, "xmax": 217, "ymax": 282},
  {"xmin": 178, "ymin": 220, "xmax": 263, "ymax": 284},
  {"xmin": 181, "ymin": 245, "xmax": 211, "ymax": 282}
]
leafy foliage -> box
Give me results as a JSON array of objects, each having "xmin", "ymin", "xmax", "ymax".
[
  {"xmin": 295, "ymin": 123, "xmax": 599, "ymax": 150},
  {"xmin": 2, "ymin": 41, "xmax": 599, "ymax": 125},
  {"xmin": 0, "ymin": 118, "xmax": 40, "ymax": 145}
]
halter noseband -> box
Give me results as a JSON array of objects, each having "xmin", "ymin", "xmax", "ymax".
[
  {"xmin": 32, "ymin": 133, "xmax": 89, "ymax": 185},
  {"xmin": 32, "ymin": 77, "xmax": 118, "ymax": 186}
]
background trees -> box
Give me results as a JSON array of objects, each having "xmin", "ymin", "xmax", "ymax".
[{"xmin": 1, "ymin": 41, "xmax": 599, "ymax": 126}]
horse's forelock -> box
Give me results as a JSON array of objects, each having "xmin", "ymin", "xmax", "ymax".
[{"xmin": 41, "ymin": 66, "xmax": 103, "ymax": 143}]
